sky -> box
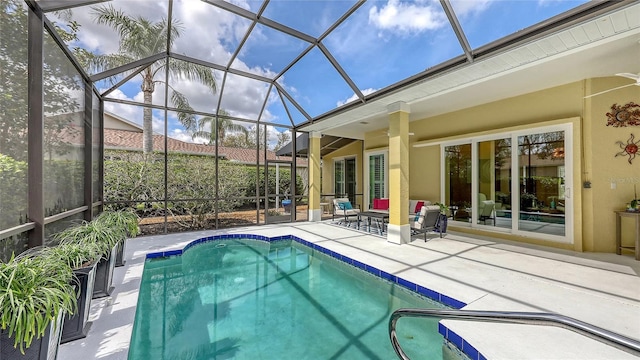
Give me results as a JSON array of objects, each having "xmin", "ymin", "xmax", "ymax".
[{"xmin": 48, "ymin": 0, "xmax": 587, "ymax": 147}]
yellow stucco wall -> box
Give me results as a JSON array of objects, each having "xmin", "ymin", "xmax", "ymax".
[
  {"xmin": 584, "ymin": 77, "xmax": 640, "ymax": 253},
  {"xmin": 320, "ymin": 77, "xmax": 639, "ymax": 253},
  {"xmin": 408, "ymin": 82, "xmax": 585, "ymax": 250},
  {"xmin": 321, "ymin": 140, "xmax": 364, "ymax": 208}
]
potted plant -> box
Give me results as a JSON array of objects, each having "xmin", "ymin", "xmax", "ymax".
[
  {"xmin": 56, "ymin": 219, "xmax": 125, "ymax": 298},
  {"xmin": 44, "ymin": 236, "xmax": 101, "ymax": 344},
  {"xmin": 0, "ymin": 252, "xmax": 76, "ymax": 359},
  {"xmin": 521, "ymin": 192, "xmax": 537, "ymax": 209},
  {"xmin": 627, "ymin": 185, "xmax": 639, "ymax": 212},
  {"xmin": 94, "ymin": 210, "xmax": 139, "ymax": 267},
  {"xmin": 434, "ymin": 202, "xmax": 449, "ymax": 235},
  {"xmin": 281, "ymin": 190, "xmax": 292, "ymax": 214}
]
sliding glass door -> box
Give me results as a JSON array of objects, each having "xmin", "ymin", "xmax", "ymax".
[
  {"xmin": 364, "ymin": 151, "xmax": 388, "ymax": 210},
  {"xmin": 335, "ymin": 157, "xmax": 357, "ymax": 204},
  {"xmin": 442, "ymin": 124, "xmax": 572, "ymax": 243},
  {"xmin": 516, "ymin": 131, "xmax": 566, "ymax": 237},
  {"xmin": 476, "ymin": 138, "xmax": 512, "ymax": 229},
  {"xmin": 444, "ymin": 144, "xmax": 472, "ymax": 222}
]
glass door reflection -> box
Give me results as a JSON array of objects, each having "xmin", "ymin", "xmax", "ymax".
[
  {"xmin": 477, "ymin": 138, "xmax": 512, "ymax": 229},
  {"xmin": 517, "ymin": 131, "xmax": 566, "ymax": 236}
]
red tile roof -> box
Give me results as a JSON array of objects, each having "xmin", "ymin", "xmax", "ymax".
[{"xmin": 104, "ymin": 129, "xmax": 306, "ymax": 166}]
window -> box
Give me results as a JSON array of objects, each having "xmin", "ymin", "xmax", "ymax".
[
  {"xmin": 477, "ymin": 138, "xmax": 511, "ymax": 229},
  {"xmin": 364, "ymin": 150, "xmax": 388, "ymax": 210},
  {"xmin": 334, "ymin": 160, "xmax": 344, "ymax": 196},
  {"xmin": 441, "ymin": 124, "xmax": 572, "ymax": 243},
  {"xmin": 444, "ymin": 144, "xmax": 471, "ymax": 222},
  {"xmin": 334, "ymin": 157, "xmax": 356, "ymax": 203},
  {"xmin": 369, "ymin": 154, "xmax": 385, "ymax": 203}
]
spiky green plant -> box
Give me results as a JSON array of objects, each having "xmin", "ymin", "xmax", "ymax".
[
  {"xmin": 51, "ymin": 220, "xmax": 125, "ymax": 259},
  {"xmin": 0, "ymin": 254, "xmax": 76, "ymax": 353},
  {"xmin": 42, "ymin": 241, "xmax": 101, "ymax": 270},
  {"xmin": 94, "ymin": 210, "xmax": 140, "ymax": 238}
]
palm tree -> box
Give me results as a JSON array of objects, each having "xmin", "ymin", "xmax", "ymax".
[
  {"xmin": 191, "ymin": 109, "xmax": 248, "ymax": 145},
  {"xmin": 90, "ymin": 5, "xmax": 217, "ymax": 154}
]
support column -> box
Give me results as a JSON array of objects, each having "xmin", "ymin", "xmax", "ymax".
[
  {"xmin": 27, "ymin": 6, "xmax": 45, "ymax": 248},
  {"xmin": 386, "ymin": 102, "xmax": 410, "ymax": 245},
  {"xmin": 83, "ymin": 83, "xmax": 93, "ymax": 221},
  {"xmin": 308, "ymin": 132, "xmax": 322, "ymax": 221}
]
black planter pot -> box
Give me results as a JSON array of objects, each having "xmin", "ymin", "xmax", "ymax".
[
  {"xmin": 1, "ymin": 311, "xmax": 63, "ymax": 360},
  {"xmin": 61, "ymin": 261, "xmax": 97, "ymax": 344},
  {"xmin": 115, "ymin": 238, "xmax": 126, "ymax": 267},
  {"xmin": 437, "ymin": 214, "xmax": 448, "ymax": 235},
  {"xmin": 92, "ymin": 245, "xmax": 117, "ymax": 299}
]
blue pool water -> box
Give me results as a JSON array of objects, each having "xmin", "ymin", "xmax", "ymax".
[{"xmin": 129, "ymin": 238, "xmax": 448, "ymax": 359}]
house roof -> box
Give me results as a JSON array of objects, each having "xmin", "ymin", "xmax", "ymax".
[{"xmin": 103, "ymin": 128, "xmax": 307, "ymax": 167}]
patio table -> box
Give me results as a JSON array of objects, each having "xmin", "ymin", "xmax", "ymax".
[{"xmin": 357, "ymin": 211, "xmax": 389, "ymax": 235}]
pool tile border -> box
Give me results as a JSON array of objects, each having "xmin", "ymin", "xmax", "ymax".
[{"xmin": 145, "ymin": 233, "xmax": 480, "ymax": 359}]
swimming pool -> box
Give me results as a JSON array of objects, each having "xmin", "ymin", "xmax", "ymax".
[{"xmin": 129, "ymin": 235, "xmax": 454, "ymax": 359}]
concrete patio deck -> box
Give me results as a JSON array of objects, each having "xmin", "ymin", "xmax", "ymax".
[{"xmin": 58, "ymin": 222, "xmax": 640, "ymax": 359}]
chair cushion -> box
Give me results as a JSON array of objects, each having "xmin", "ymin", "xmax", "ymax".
[
  {"xmin": 414, "ymin": 201, "xmax": 425, "ymax": 214},
  {"xmin": 373, "ymin": 198, "xmax": 389, "ymax": 210},
  {"xmin": 344, "ymin": 209, "xmax": 360, "ymax": 215},
  {"xmin": 338, "ymin": 201, "xmax": 353, "ymax": 210},
  {"xmin": 409, "ymin": 199, "xmax": 431, "ymax": 215}
]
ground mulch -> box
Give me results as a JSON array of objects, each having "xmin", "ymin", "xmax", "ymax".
[{"xmin": 137, "ymin": 206, "xmax": 315, "ymax": 236}]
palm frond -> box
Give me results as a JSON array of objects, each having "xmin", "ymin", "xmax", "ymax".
[
  {"xmin": 170, "ymin": 90, "xmax": 197, "ymax": 131},
  {"xmin": 198, "ymin": 116, "xmax": 214, "ymax": 133},
  {"xmin": 92, "ymin": 5, "xmax": 138, "ymax": 41},
  {"xmin": 154, "ymin": 18, "xmax": 183, "ymax": 52},
  {"xmin": 89, "ymin": 53, "xmax": 136, "ymax": 74},
  {"xmin": 168, "ymin": 59, "xmax": 217, "ymax": 93},
  {"xmin": 191, "ymin": 130, "xmax": 215, "ymax": 144}
]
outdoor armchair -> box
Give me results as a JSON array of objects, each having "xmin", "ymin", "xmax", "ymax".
[
  {"xmin": 411, "ymin": 205, "xmax": 443, "ymax": 242},
  {"xmin": 333, "ymin": 198, "xmax": 360, "ymax": 226}
]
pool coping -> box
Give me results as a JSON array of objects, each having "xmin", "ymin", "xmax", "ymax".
[{"xmin": 145, "ymin": 233, "xmax": 479, "ymax": 360}]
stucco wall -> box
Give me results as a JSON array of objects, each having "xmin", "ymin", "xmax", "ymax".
[
  {"xmin": 321, "ymin": 140, "xmax": 364, "ymax": 207},
  {"xmin": 320, "ymin": 77, "xmax": 639, "ymax": 253},
  {"xmin": 407, "ymin": 82, "xmax": 584, "ymax": 249},
  {"xmin": 584, "ymin": 77, "xmax": 640, "ymax": 252}
]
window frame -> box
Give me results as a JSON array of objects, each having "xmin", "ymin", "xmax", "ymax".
[
  {"xmin": 440, "ymin": 123, "xmax": 573, "ymax": 244},
  {"xmin": 363, "ymin": 149, "xmax": 388, "ymax": 210}
]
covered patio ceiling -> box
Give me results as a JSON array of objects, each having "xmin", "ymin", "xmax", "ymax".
[
  {"xmin": 37, "ymin": 0, "xmax": 640, "ymax": 142},
  {"xmin": 275, "ymin": 132, "xmax": 355, "ymax": 158}
]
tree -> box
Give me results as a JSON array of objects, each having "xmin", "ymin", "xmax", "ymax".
[
  {"xmin": 0, "ymin": 0, "xmax": 81, "ymax": 161},
  {"xmin": 191, "ymin": 110, "xmax": 248, "ymax": 145},
  {"xmin": 220, "ymin": 125, "xmax": 266, "ymax": 150},
  {"xmin": 1, "ymin": 0, "xmax": 85, "ymax": 232},
  {"xmin": 90, "ymin": 5, "xmax": 217, "ymax": 154},
  {"xmin": 273, "ymin": 131, "xmax": 291, "ymax": 152}
]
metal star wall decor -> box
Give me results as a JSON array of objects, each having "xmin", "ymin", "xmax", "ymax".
[
  {"xmin": 606, "ymin": 102, "xmax": 640, "ymax": 127},
  {"xmin": 615, "ymin": 133, "xmax": 639, "ymax": 164}
]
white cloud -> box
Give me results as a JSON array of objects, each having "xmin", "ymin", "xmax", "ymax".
[
  {"xmin": 369, "ymin": 0, "xmax": 447, "ymax": 34},
  {"xmin": 449, "ymin": 0, "xmax": 493, "ymax": 18},
  {"xmin": 336, "ymin": 88, "xmax": 377, "ymax": 107},
  {"xmin": 169, "ymin": 128, "xmax": 209, "ymax": 144},
  {"xmin": 67, "ymin": 0, "xmax": 283, "ymax": 123},
  {"xmin": 263, "ymin": 125, "xmax": 283, "ymax": 149},
  {"xmin": 102, "ymin": 89, "xmax": 164, "ymax": 133}
]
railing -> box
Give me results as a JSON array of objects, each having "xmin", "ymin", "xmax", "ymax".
[{"xmin": 389, "ymin": 308, "xmax": 640, "ymax": 360}]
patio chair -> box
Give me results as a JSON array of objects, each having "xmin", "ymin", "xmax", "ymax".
[
  {"xmin": 479, "ymin": 200, "xmax": 496, "ymax": 225},
  {"xmin": 411, "ymin": 205, "xmax": 442, "ymax": 242},
  {"xmin": 333, "ymin": 198, "xmax": 360, "ymax": 226}
]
